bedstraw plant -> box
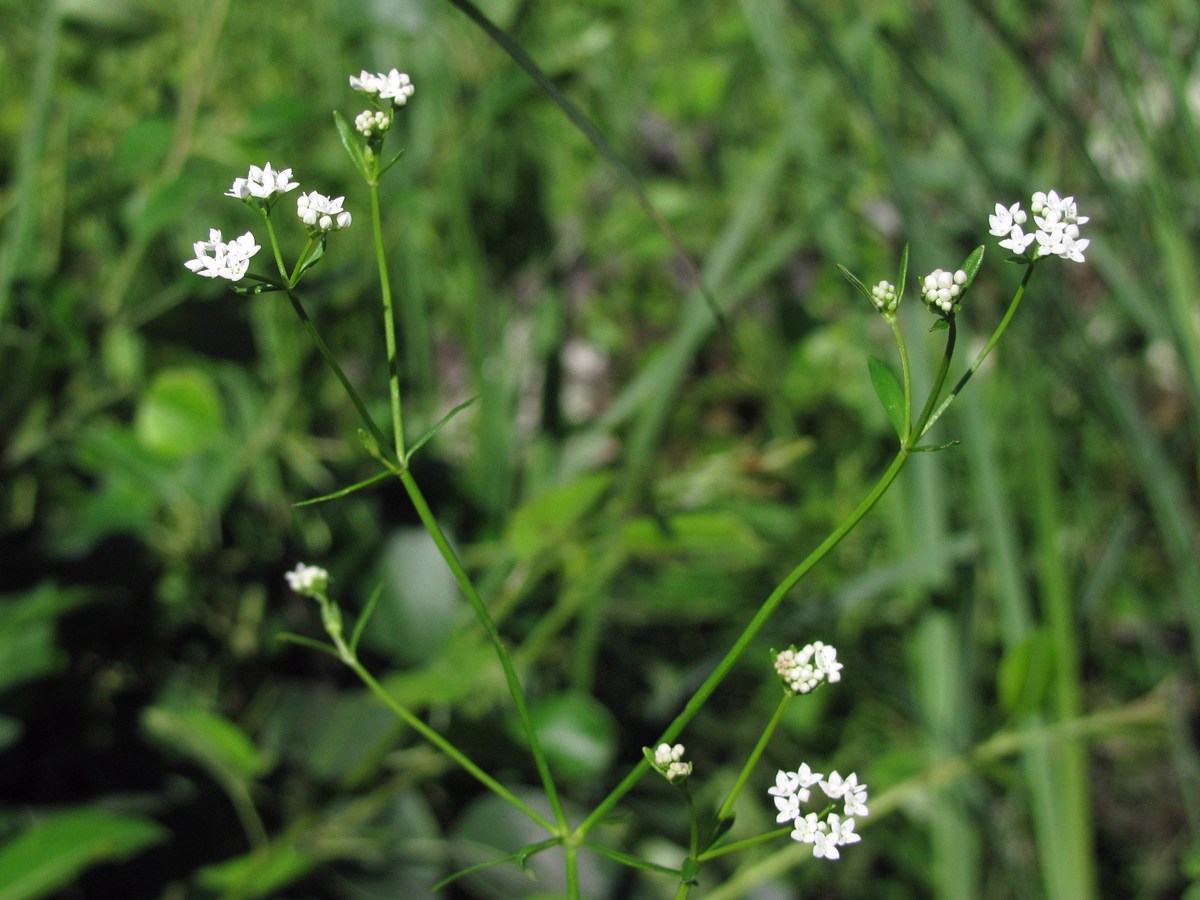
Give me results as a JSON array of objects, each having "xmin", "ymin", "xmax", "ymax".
[{"xmin": 183, "ymin": 66, "xmax": 1089, "ymax": 897}]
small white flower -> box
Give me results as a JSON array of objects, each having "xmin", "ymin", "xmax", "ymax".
[
  {"xmin": 285, "ymin": 562, "xmax": 329, "ymax": 597},
  {"xmin": 988, "ymin": 201, "xmax": 1027, "ymax": 236},
  {"xmin": 225, "ymin": 162, "xmax": 298, "ymax": 201},
  {"xmin": 376, "ymin": 68, "xmax": 415, "ymax": 105},
  {"xmin": 790, "ymin": 812, "xmax": 821, "ymax": 844},
  {"xmin": 666, "ymin": 760, "xmax": 693, "ymax": 780},
  {"xmin": 297, "ymin": 191, "xmax": 352, "ymax": 232},
  {"xmin": 773, "ymin": 790, "xmax": 801, "ymax": 823},
  {"xmin": 350, "ymin": 69, "xmax": 381, "ymax": 93},
  {"xmin": 769, "ymin": 769, "xmax": 801, "ymax": 798},
  {"xmin": 831, "ymin": 814, "xmax": 861, "ymax": 847},
  {"xmin": 843, "ymin": 783, "xmax": 870, "ymax": 818},
  {"xmin": 811, "ymin": 824, "xmax": 840, "ymax": 859},
  {"xmin": 820, "ymin": 770, "xmax": 857, "ymax": 800},
  {"xmin": 795, "ymin": 762, "xmax": 823, "ymax": 797},
  {"xmin": 183, "ymin": 228, "xmax": 260, "ymax": 282}
]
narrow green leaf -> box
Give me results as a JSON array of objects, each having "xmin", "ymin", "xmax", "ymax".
[
  {"xmin": 0, "ymin": 808, "xmax": 166, "ymax": 900},
  {"xmin": 141, "ymin": 706, "xmax": 268, "ymax": 786},
  {"xmin": 960, "ymin": 244, "xmax": 985, "ymax": 286},
  {"xmin": 837, "ymin": 263, "xmax": 873, "ymax": 301},
  {"xmin": 349, "ymin": 583, "xmax": 384, "ymax": 654},
  {"xmin": 275, "ymin": 632, "xmax": 341, "ymax": 658},
  {"xmin": 868, "ymin": 355, "xmax": 906, "ymax": 439},
  {"xmin": 292, "ymin": 470, "xmax": 391, "ymax": 507},
  {"xmin": 229, "ymin": 280, "xmax": 284, "ymax": 296},
  {"xmin": 294, "ymin": 235, "xmax": 327, "ymax": 281},
  {"xmin": 896, "ymin": 242, "xmax": 910, "ymax": 302},
  {"xmin": 404, "ymin": 395, "xmax": 478, "ymax": 463},
  {"xmin": 929, "ymin": 319, "xmax": 950, "ymax": 332},
  {"xmin": 332, "ymin": 111, "xmax": 370, "ymax": 183},
  {"xmin": 913, "ymin": 439, "xmax": 960, "ymax": 453},
  {"xmin": 379, "ymin": 146, "xmax": 406, "ymax": 178}
]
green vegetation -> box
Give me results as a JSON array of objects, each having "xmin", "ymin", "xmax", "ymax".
[{"xmin": 1, "ymin": 0, "xmax": 1197, "ymax": 896}]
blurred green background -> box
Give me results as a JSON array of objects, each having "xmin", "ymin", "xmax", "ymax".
[{"xmin": 1, "ymin": 0, "xmax": 1198, "ymax": 897}]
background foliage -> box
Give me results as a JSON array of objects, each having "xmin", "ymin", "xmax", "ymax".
[{"xmin": 1, "ymin": 0, "xmax": 1198, "ymax": 896}]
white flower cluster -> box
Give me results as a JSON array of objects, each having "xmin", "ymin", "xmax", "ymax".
[
  {"xmin": 773, "ymin": 641, "xmax": 843, "ymax": 694},
  {"xmin": 225, "ymin": 162, "xmax": 298, "ymax": 201},
  {"xmin": 185, "ymin": 162, "xmax": 353, "ymax": 282},
  {"xmin": 349, "ymin": 68, "xmax": 415, "ymax": 106},
  {"xmin": 297, "ymin": 191, "xmax": 352, "ymax": 233},
  {"xmin": 652, "ymin": 743, "xmax": 693, "ymax": 783},
  {"xmin": 183, "ymin": 228, "xmax": 261, "ymax": 282},
  {"xmin": 285, "ymin": 562, "xmax": 329, "ymax": 598},
  {"xmin": 920, "ymin": 268, "xmax": 968, "ymax": 315},
  {"xmin": 989, "ymin": 190, "xmax": 1089, "ymax": 263},
  {"xmin": 355, "ymin": 109, "xmax": 391, "ymax": 138},
  {"xmin": 870, "ymin": 280, "xmax": 898, "ymax": 314},
  {"xmin": 770, "ymin": 766, "xmax": 869, "ymax": 860}
]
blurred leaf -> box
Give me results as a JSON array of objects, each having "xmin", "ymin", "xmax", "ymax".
[
  {"xmin": 0, "ymin": 808, "xmax": 166, "ymax": 900},
  {"xmin": 506, "ymin": 472, "xmax": 611, "ymax": 561},
  {"xmin": 998, "ymin": 628, "xmax": 1056, "ymax": 718},
  {"xmin": 141, "ymin": 706, "xmax": 269, "ymax": 787},
  {"xmin": 194, "ymin": 835, "xmax": 317, "ymax": 898},
  {"xmin": 134, "ymin": 367, "xmax": 224, "ymax": 460},
  {"xmin": 512, "ymin": 692, "xmax": 617, "ymax": 783},
  {"xmin": 126, "ymin": 174, "xmax": 204, "ymax": 242},
  {"xmin": 0, "ymin": 584, "xmax": 94, "ymax": 693},
  {"xmin": 364, "ymin": 527, "xmax": 460, "ymax": 664},
  {"xmin": 868, "ymin": 355, "xmax": 905, "ymax": 439}
]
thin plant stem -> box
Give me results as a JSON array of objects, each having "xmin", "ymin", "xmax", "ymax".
[
  {"xmin": 370, "ymin": 181, "xmax": 407, "ymax": 458},
  {"xmin": 912, "ymin": 318, "xmax": 958, "ymax": 441},
  {"xmin": 887, "ymin": 314, "xmax": 914, "ymax": 443},
  {"xmin": 575, "ymin": 445, "xmax": 913, "ymax": 839},
  {"xmin": 344, "ymin": 654, "xmax": 556, "ymax": 832},
  {"xmin": 396, "ymin": 468, "xmax": 569, "ymax": 834},
  {"xmin": 918, "ymin": 261, "xmax": 1035, "ymax": 439},
  {"xmin": 714, "ymin": 693, "xmax": 793, "ymax": 828},
  {"xmin": 285, "ymin": 289, "xmax": 397, "ymax": 465}
]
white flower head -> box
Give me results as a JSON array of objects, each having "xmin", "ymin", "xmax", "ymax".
[
  {"xmin": 920, "ymin": 268, "xmax": 968, "ymax": 316},
  {"xmin": 183, "ymin": 228, "xmax": 260, "ymax": 282},
  {"xmin": 350, "ymin": 68, "xmax": 414, "ymax": 108},
  {"xmin": 648, "ymin": 743, "xmax": 692, "ymax": 783},
  {"xmin": 870, "ymin": 280, "xmax": 898, "ymax": 314},
  {"xmin": 355, "ymin": 109, "xmax": 392, "ymax": 138},
  {"xmin": 297, "ymin": 191, "xmax": 352, "ymax": 233},
  {"xmin": 773, "ymin": 641, "xmax": 844, "ymax": 694},
  {"xmin": 992, "ymin": 190, "xmax": 1089, "ymax": 263},
  {"xmin": 225, "ymin": 162, "xmax": 299, "ymax": 202},
  {"xmin": 775, "ymin": 765, "xmax": 869, "ymax": 859},
  {"xmin": 285, "ymin": 562, "xmax": 329, "ymax": 598}
]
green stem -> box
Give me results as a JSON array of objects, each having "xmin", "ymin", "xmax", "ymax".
[
  {"xmin": 575, "ymin": 446, "xmax": 912, "ymax": 839},
  {"xmin": 285, "ymin": 288, "xmax": 398, "ymax": 466},
  {"xmin": 344, "ymin": 655, "xmax": 556, "ymax": 832},
  {"xmin": 396, "ymin": 468, "xmax": 568, "ymax": 834},
  {"xmin": 911, "ymin": 318, "xmax": 958, "ymax": 441},
  {"xmin": 713, "ymin": 693, "xmax": 793, "ymax": 830},
  {"xmin": 261, "ymin": 209, "xmax": 289, "ymax": 282},
  {"xmin": 698, "ymin": 826, "xmax": 792, "ymax": 862},
  {"xmin": 918, "ymin": 261, "xmax": 1035, "ymax": 439},
  {"xmin": 371, "ymin": 182, "xmax": 407, "ymax": 459},
  {"xmin": 887, "ymin": 313, "xmax": 914, "ymax": 443}
]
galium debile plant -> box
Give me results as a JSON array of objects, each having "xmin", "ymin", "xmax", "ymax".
[{"xmin": 186, "ymin": 61, "xmax": 1090, "ymax": 897}]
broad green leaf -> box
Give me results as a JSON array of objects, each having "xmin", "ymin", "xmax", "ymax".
[
  {"xmin": 141, "ymin": 706, "xmax": 268, "ymax": 787},
  {"xmin": 868, "ymin": 355, "xmax": 906, "ymax": 439},
  {"xmin": 134, "ymin": 368, "xmax": 223, "ymax": 460},
  {"xmin": 0, "ymin": 808, "xmax": 166, "ymax": 900}
]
